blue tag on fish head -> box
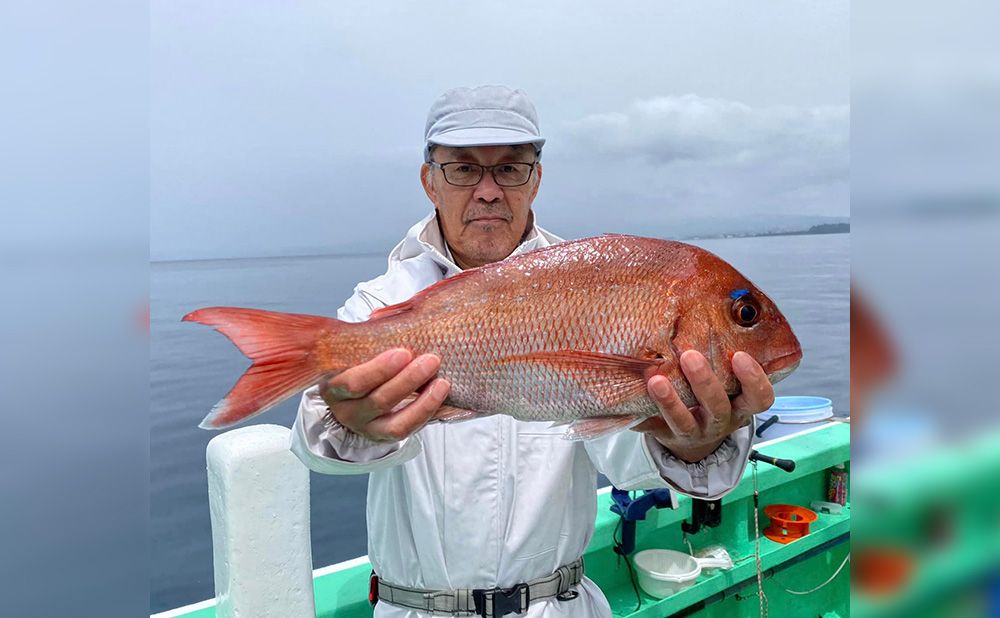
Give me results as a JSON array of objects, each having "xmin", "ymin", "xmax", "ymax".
[{"xmin": 729, "ymin": 288, "xmax": 750, "ymax": 300}]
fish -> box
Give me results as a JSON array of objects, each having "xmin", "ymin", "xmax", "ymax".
[{"xmin": 184, "ymin": 234, "xmax": 802, "ymax": 439}]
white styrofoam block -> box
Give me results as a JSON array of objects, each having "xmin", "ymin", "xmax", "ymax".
[{"xmin": 206, "ymin": 424, "xmax": 315, "ymax": 618}]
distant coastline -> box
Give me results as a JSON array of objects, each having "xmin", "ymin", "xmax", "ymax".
[
  {"xmin": 153, "ymin": 223, "xmax": 850, "ymax": 263},
  {"xmin": 687, "ymin": 222, "xmax": 850, "ymax": 241}
]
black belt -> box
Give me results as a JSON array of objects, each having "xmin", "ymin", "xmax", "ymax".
[{"xmin": 371, "ymin": 557, "xmax": 584, "ymax": 617}]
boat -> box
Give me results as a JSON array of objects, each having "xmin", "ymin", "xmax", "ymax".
[{"xmin": 152, "ymin": 421, "xmax": 851, "ymax": 618}]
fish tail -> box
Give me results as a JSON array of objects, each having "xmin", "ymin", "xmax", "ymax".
[{"xmin": 183, "ymin": 307, "xmax": 345, "ymax": 430}]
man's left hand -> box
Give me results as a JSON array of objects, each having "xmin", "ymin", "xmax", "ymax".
[{"xmin": 632, "ymin": 350, "xmax": 775, "ymax": 463}]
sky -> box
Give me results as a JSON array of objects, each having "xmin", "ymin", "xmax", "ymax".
[{"xmin": 150, "ymin": 1, "xmax": 849, "ymax": 261}]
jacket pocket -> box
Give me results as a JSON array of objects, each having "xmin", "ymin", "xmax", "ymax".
[{"xmin": 506, "ymin": 428, "xmax": 580, "ymax": 562}]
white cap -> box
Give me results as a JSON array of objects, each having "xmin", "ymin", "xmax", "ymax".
[{"xmin": 424, "ymin": 85, "xmax": 545, "ymax": 161}]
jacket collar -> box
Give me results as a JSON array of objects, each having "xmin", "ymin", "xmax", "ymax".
[{"xmin": 389, "ymin": 211, "xmax": 563, "ymax": 277}]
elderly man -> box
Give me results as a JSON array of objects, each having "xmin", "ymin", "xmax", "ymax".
[{"xmin": 291, "ymin": 85, "xmax": 775, "ymax": 618}]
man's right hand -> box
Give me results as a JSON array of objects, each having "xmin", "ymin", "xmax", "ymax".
[{"xmin": 319, "ymin": 348, "xmax": 451, "ymax": 442}]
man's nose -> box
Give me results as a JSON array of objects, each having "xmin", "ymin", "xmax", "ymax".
[{"xmin": 472, "ymin": 169, "xmax": 503, "ymax": 202}]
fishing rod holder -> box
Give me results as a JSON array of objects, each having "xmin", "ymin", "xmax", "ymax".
[
  {"xmin": 681, "ymin": 499, "xmax": 723, "ymax": 535},
  {"xmin": 609, "ymin": 488, "xmax": 676, "ymax": 556},
  {"xmin": 680, "ymin": 450, "xmax": 796, "ymax": 536}
]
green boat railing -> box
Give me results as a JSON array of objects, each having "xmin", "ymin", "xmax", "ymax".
[{"xmin": 153, "ymin": 422, "xmax": 852, "ymax": 618}]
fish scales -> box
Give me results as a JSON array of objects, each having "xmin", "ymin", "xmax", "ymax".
[
  {"xmin": 354, "ymin": 236, "xmax": 690, "ymax": 422},
  {"xmin": 185, "ymin": 234, "xmax": 802, "ymax": 435}
]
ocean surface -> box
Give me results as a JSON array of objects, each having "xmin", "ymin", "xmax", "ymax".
[{"xmin": 150, "ymin": 232, "xmax": 849, "ymax": 612}]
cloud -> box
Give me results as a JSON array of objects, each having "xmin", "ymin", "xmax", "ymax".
[
  {"xmin": 540, "ymin": 95, "xmax": 849, "ymax": 233},
  {"xmin": 562, "ymin": 94, "xmax": 847, "ymax": 166}
]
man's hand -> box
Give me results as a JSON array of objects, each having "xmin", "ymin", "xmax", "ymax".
[
  {"xmin": 633, "ymin": 350, "xmax": 775, "ymax": 463},
  {"xmin": 319, "ymin": 348, "xmax": 451, "ymax": 442}
]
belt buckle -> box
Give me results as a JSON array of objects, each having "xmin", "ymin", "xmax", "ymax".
[{"xmin": 472, "ymin": 583, "xmax": 529, "ymax": 617}]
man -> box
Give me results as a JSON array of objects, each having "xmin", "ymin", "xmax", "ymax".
[{"xmin": 291, "ymin": 85, "xmax": 775, "ymax": 617}]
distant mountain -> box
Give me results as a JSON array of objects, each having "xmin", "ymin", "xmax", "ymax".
[
  {"xmin": 718, "ymin": 221, "xmax": 851, "ymax": 239},
  {"xmin": 664, "ymin": 217, "xmax": 850, "ymax": 241},
  {"xmin": 805, "ymin": 222, "xmax": 850, "ymax": 234}
]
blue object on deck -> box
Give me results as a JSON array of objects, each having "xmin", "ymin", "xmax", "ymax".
[
  {"xmin": 768, "ymin": 396, "xmax": 833, "ymax": 412},
  {"xmin": 756, "ymin": 396, "xmax": 835, "ymax": 440},
  {"xmin": 610, "ymin": 488, "xmax": 674, "ymax": 556},
  {"xmin": 989, "ymin": 574, "xmax": 1000, "ymax": 617}
]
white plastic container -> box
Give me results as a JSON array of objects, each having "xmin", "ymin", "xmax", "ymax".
[
  {"xmin": 632, "ymin": 549, "xmax": 732, "ymax": 598},
  {"xmin": 755, "ymin": 396, "xmax": 834, "ymax": 441}
]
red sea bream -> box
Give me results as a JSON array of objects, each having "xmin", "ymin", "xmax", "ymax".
[{"xmin": 185, "ymin": 235, "xmax": 802, "ymax": 439}]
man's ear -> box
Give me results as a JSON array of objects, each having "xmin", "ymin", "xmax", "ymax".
[
  {"xmin": 528, "ymin": 162, "xmax": 543, "ymax": 202},
  {"xmin": 421, "ymin": 163, "xmax": 437, "ymax": 204}
]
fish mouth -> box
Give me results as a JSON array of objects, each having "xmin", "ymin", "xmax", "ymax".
[{"xmin": 764, "ymin": 351, "xmax": 803, "ymax": 385}]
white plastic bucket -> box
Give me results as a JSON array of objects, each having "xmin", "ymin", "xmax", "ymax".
[
  {"xmin": 632, "ymin": 549, "xmax": 731, "ymax": 598},
  {"xmin": 755, "ymin": 396, "xmax": 834, "ymax": 441}
]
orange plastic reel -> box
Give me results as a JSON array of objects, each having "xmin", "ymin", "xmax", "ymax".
[{"xmin": 763, "ymin": 504, "xmax": 817, "ymax": 544}]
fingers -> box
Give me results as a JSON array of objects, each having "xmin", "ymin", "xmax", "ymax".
[
  {"xmin": 321, "ymin": 348, "xmax": 449, "ymax": 441},
  {"xmin": 366, "ymin": 379, "xmax": 451, "ymax": 441},
  {"xmin": 321, "ymin": 348, "xmax": 412, "ymax": 404},
  {"xmin": 730, "ymin": 351, "xmax": 776, "ymax": 418},
  {"xmin": 679, "ymin": 350, "xmax": 732, "ymax": 426},
  {"xmin": 361, "ymin": 354, "xmax": 443, "ymax": 423},
  {"xmin": 647, "ymin": 375, "xmax": 698, "ymax": 438},
  {"xmin": 643, "ymin": 352, "xmax": 765, "ymax": 463}
]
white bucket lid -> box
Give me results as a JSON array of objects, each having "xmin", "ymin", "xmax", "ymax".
[{"xmin": 759, "ymin": 396, "xmax": 834, "ymax": 423}]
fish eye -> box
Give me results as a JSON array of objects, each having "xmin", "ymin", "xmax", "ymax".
[{"xmin": 732, "ymin": 297, "xmax": 761, "ymax": 327}]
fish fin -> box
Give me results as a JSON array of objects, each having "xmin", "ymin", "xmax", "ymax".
[
  {"xmin": 369, "ymin": 299, "xmax": 416, "ymax": 320},
  {"xmin": 499, "ymin": 350, "xmax": 658, "ymax": 408},
  {"xmin": 500, "ymin": 349, "xmax": 657, "ymax": 371},
  {"xmin": 432, "ymin": 404, "xmax": 484, "ymax": 423},
  {"xmin": 390, "ymin": 394, "xmax": 484, "ymax": 423},
  {"xmin": 368, "ymin": 268, "xmax": 480, "ymax": 320},
  {"xmin": 183, "ymin": 307, "xmax": 343, "ymax": 429},
  {"xmin": 563, "ymin": 415, "xmax": 644, "ymax": 440}
]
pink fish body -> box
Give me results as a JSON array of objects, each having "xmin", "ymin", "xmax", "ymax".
[{"xmin": 185, "ymin": 235, "xmax": 801, "ymax": 439}]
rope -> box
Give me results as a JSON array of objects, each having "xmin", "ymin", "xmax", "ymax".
[
  {"xmin": 752, "ymin": 460, "xmax": 769, "ymax": 618},
  {"xmin": 780, "ymin": 553, "xmax": 851, "ymax": 595}
]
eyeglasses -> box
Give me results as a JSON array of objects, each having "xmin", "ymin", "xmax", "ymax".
[{"xmin": 429, "ymin": 161, "xmax": 537, "ymax": 187}]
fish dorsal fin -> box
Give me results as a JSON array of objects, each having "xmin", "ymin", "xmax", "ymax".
[
  {"xmin": 369, "ymin": 299, "xmax": 416, "ymax": 320},
  {"xmin": 368, "ymin": 269, "xmax": 480, "ymax": 321},
  {"xmin": 499, "ymin": 350, "xmax": 662, "ymax": 409}
]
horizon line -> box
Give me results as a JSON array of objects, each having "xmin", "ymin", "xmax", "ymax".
[{"xmin": 151, "ymin": 224, "xmax": 849, "ymax": 265}]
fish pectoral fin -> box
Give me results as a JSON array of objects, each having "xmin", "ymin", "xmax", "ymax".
[
  {"xmin": 563, "ymin": 415, "xmax": 644, "ymax": 440},
  {"xmin": 500, "ymin": 350, "xmax": 658, "ymax": 373},
  {"xmin": 499, "ymin": 350, "xmax": 658, "ymax": 409}
]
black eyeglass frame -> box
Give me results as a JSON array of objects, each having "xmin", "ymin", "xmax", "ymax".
[{"xmin": 428, "ymin": 161, "xmax": 539, "ymax": 187}]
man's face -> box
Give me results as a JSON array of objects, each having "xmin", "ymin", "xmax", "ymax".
[{"xmin": 421, "ymin": 144, "xmax": 542, "ymax": 270}]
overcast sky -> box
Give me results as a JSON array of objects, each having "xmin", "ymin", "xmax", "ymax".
[{"xmin": 151, "ymin": 1, "xmax": 849, "ymax": 261}]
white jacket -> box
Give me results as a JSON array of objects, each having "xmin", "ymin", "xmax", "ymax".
[{"xmin": 290, "ymin": 212, "xmax": 752, "ymax": 617}]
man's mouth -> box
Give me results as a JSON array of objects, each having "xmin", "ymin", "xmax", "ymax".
[{"xmin": 468, "ymin": 216, "xmax": 510, "ymax": 224}]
